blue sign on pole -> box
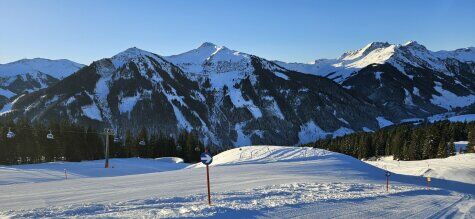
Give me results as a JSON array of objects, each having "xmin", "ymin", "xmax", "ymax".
[
  {"xmin": 385, "ymin": 171, "xmax": 391, "ymax": 177},
  {"xmin": 201, "ymin": 152, "xmax": 213, "ymax": 165}
]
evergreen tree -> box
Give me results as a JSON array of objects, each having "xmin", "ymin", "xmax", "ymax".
[
  {"xmin": 448, "ymin": 138, "xmax": 456, "ymax": 156},
  {"xmin": 124, "ymin": 129, "xmax": 136, "ymax": 157},
  {"xmin": 467, "ymin": 126, "xmax": 475, "ymax": 153},
  {"xmin": 436, "ymin": 141, "xmax": 448, "ymax": 158},
  {"xmin": 137, "ymin": 127, "xmax": 149, "ymax": 157}
]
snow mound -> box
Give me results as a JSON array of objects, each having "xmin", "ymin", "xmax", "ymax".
[
  {"xmin": 155, "ymin": 157, "xmax": 184, "ymax": 163},
  {"xmin": 192, "ymin": 146, "xmax": 334, "ymax": 168}
]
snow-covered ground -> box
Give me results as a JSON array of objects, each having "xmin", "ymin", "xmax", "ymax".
[
  {"xmin": 0, "ymin": 146, "xmax": 474, "ymax": 218},
  {"xmin": 0, "ymin": 157, "xmax": 187, "ymax": 185},
  {"xmin": 365, "ymin": 153, "xmax": 475, "ymax": 185}
]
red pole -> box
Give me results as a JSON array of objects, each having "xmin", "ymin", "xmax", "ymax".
[
  {"xmin": 386, "ymin": 176, "xmax": 389, "ymax": 192},
  {"xmin": 206, "ymin": 164, "xmax": 211, "ymax": 205}
]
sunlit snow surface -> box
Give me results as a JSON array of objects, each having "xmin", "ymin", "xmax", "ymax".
[
  {"xmin": 366, "ymin": 154, "xmax": 475, "ymax": 185},
  {"xmin": 0, "ymin": 58, "xmax": 84, "ymax": 79},
  {"xmin": 0, "ymin": 146, "xmax": 474, "ymax": 218},
  {"xmin": 1, "ymin": 183, "xmax": 424, "ymax": 218}
]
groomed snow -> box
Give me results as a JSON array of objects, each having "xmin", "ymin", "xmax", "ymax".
[
  {"xmin": 0, "ymin": 146, "xmax": 473, "ymax": 218},
  {"xmin": 2, "ymin": 183, "xmax": 426, "ymax": 218},
  {"xmin": 0, "ymin": 157, "xmax": 188, "ymax": 186},
  {"xmin": 191, "ymin": 146, "xmax": 333, "ymax": 168}
]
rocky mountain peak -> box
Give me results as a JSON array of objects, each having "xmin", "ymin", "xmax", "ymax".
[
  {"xmin": 339, "ymin": 42, "xmax": 393, "ymax": 61},
  {"xmin": 198, "ymin": 42, "xmax": 218, "ymax": 49},
  {"xmin": 402, "ymin": 40, "xmax": 429, "ymax": 52}
]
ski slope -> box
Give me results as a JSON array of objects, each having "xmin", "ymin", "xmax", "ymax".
[
  {"xmin": 0, "ymin": 146, "xmax": 474, "ymax": 218},
  {"xmin": 0, "ymin": 157, "xmax": 187, "ymax": 185},
  {"xmin": 365, "ymin": 154, "xmax": 475, "ymax": 185}
]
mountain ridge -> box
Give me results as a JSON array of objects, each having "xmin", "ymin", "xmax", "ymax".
[
  {"xmin": 1, "ymin": 41, "xmax": 474, "ymax": 147},
  {"xmin": 2, "ymin": 44, "xmax": 385, "ymax": 147}
]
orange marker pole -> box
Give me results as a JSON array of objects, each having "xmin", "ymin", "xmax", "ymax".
[
  {"xmin": 386, "ymin": 176, "xmax": 389, "ymax": 192},
  {"xmin": 206, "ymin": 164, "xmax": 211, "ymax": 205}
]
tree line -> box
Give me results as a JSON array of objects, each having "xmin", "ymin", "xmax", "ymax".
[
  {"xmin": 0, "ymin": 119, "xmax": 209, "ymax": 165},
  {"xmin": 313, "ymin": 121, "xmax": 475, "ymax": 161}
]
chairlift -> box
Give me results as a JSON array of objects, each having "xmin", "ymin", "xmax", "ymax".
[
  {"xmin": 46, "ymin": 130, "xmax": 54, "ymax": 140},
  {"xmin": 114, "ymin": 136, "xmax": 120, "ymax": 143},
  {"xmin": 176, "ymin": 145, "xmax": 182, "ymax": 151},
  {"xmin": 139, "ymin": 140, "xmax": 146, "ymax": 146},
  {"xmin": 194, "ymin": 146, "xmax": 200, "ymax": 152},
  {"xmin": 6, "ymin": 128, "xmax": 15, "ymax": 139}
]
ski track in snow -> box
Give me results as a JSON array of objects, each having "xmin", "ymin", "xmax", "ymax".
[
  {"xmin": 0, "ymin": 146, "xmax": 474, "ymax": 218},
  {"xmin": 1, "ymin": 183, "xmax": 432, "ymax": 218}
]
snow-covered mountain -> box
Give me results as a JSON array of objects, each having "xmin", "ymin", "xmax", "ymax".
[
  {"xmin": 277, "ymin": 41, "xmax": 475, "ymax": 120},
  {"xmin": 0, "ymin": 58, "xmax": 84, "ymax": 79},
  {"xmin": 277, "ymin": 41, "xmax": 475, "ymax": 83},
  {"xmin": 0, "ymin": 58, "xmax": 84, "ymax": 112},
  {"xmin": 3, "ymin": 44, "xmax": 386, "ymax": 146},
  {"xmin": 2, "ymin": 42, "xmax": 475, "ymax": 146}
]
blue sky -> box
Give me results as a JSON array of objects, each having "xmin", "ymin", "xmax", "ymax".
[{"xmin": 1, "ymin": 0, "xmax": 474, "ymax": 65}]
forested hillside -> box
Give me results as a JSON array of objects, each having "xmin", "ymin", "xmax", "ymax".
[
  {"xmin": 314, "ymin": 121, "xmax": 475, "ymax": 160},
  {"xmin": 0, "ymin": 119, "xmax": 207, "ymax": 165}
]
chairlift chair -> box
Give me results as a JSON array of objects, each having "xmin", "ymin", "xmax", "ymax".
[
  {"xmin": 46, "ymin": 130, "xmax": 54, "ymax": 140},
  {"xmin": 139, "ymin": 140, "xmax": 146, "ymax": 146},
  {"xmin": 6, "ymin": 128, "xmax": 15, "ymax": 139}
]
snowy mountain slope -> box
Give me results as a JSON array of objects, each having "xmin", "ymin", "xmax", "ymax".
[
  {"xmin": 366, "ymin": 154, "xmax": 475, "ymax": 185},
  {"xmin": 276, "ymin": 42, "xmax": 401, "ymax": 82},
  {"xmin": 165, "ymin": 43, "xmax": 387, "ymax": 144},
  {"xmin": 0, "ymin": 58, "xmax": 84, "ymax": 111},
  {"xmin": 0, "ymin": 146, "xmax": 473, "ymax": 218},
  {"xmin": 278, "ymin": 41, "xmax": 475, "ymax": 121},
  {"xmin": 0, "ymin": 58, "xmax": 84, "ymax": 79},
  {"xmin": 2, "ymin": 42, "xmax": 475, "ymax": 145},
  {"xmin": 434, "ymin": 47, "xmax": 475, "ymax": 62},
  {"xmin": 5, "ymin": 45, "xmax": 385, "ymax": 146},
  {"xmin": 277, "ymin": 41, "xmax": 475, "ymax": 83}
]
